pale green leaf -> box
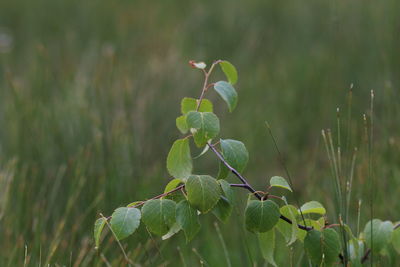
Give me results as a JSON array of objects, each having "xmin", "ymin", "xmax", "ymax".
[
  {"xmin": 186, "ymin": 111, "xmax": 220, "ymax": 147},
  {"xmin": 193, "ymin": 62, "xmax": 206, "ymax": 69},
  {"xmin": 176, "ymin": 200, "xmax": 201, "ymax": 242},
  {"xmin": 162, "ymin": 222, "xmax": 182, "ymax": 240},
  {"xmin": 269, "ymin": 176, "xmax": 292, "ymax": 192},
  {"xmin": 258, "ymin": 230, "xmax": 277, "ymax": 267},
  {"xmin": 219, "ymin": 61, "xmax": 238, "ymax": 85},
  {"xmin": 94, "ymin": 217, "xmax": 107, "ymax": 249},
  {"xmin": 186, "ymin": 175, "xmax": 221, "ymax": 213},
  {"xmin": 164, "ymin": 178, "xmax": 183, "ymax": 193},
  {"xmin": 364, "ymin": 219, "xmax": 393, "ymax": 254},
  {"xmin": 181, "ymin": 97, "xmax": 213, "ymax": 114},
  {"xmin": 110, "ymin": 207, "xmax": 141, "ymax": 240},
  {"xmin": 276, "ymin": 205, "xmax": 298, "ymax": 245},
  {"xmin": 220, "ymin": 139, "xmax": 248, "ymax": 175},
  {"xmin": 213, "ymin": 81, "xmax": 238, "ymax": 112},
  {"xmin": 176, "ymin": 115, "xmax": 189, "ymax": 134},
  {"xmin": 167, "ymin": 138, "xmax": 192, "ymax": 180},
  {"xmin": 245, "ymin": 200, "xmax": 280, "ymax": 233},
  {"xmin": 304, "ymin": 228, "xmax": 340, "ymax": 267},
  {"xmin": 392, "ymin": 225, "xmax": 400, "ymax": 254},
  {"xmin": 141, "ymin": 199, "xmax": 176, "ymax": 236},
  {"xmin": 299, "ymin": 201, "xmax": 326, "ymax": 215},
  {"xmin": 126, "ymin": 201, "xmax": 142, "ymax": 207}
]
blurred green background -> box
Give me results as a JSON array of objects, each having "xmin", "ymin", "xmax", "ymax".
[{"xmin": 0, "ymin": 0, "xmax": 399, "ymax": 266}]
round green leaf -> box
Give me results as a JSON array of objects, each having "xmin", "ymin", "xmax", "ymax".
[
  {"xmin": 364, "ymin": 219, "xmax": 393, "ymax": 254},
  {"xmin": 299, "ymin": 201, "xmax": 326, "ymax": 215},
  {"xmin": 186, "ymin": 175, "xmax": 221, "ymax": 213},
  {"xmin": 181, "ymin": 97, "xmax": 213, "ymax": 114},
  {"xmin": 176, "ymin": 115, "xmax": 189, "ymax": 134},
  {"xmin": 110, "ymin": 207, "xmax": 141, "ymax": 241},
  {"xmin": 186, "ymin": 111, "xmax": 220, "ymax": 147},
  {"xmin": 176, "ymin": 200, "xmax": 201, "ymax": 242},
  {"xmin": 219, "ymin": 60, "xmax": 238, "ymax": 85},
  {"xmin": 141, "ymin": 199, "xmax": 176, "ymax": 236},
  {"xmin": 94, "ymin": 217, "xmax": 107, "ymax": 249},
  {"xmin": 258, "ymin": 230, "xmax": 277, "ymax": 267},
  {"xmin": 167, "ymin": 138, "xmax": 192, "ymax": 180},
  {"xmin": 213, "ymin": 81, "xmax": 238, "ymax": 112},
  {"xmin": 269, "ymin": 176, "xmax": 292, "ymax": 192},
  {"xmin": 245, "ymin": 200, "xmax": 280, "ymax": 233},
  {"xmin": 304, "ymin": 228, "xmax": 340, "ymax": 266},
  {"xmin": 219, "ymin": 139, "xmax": 249, "ymax": 177}
]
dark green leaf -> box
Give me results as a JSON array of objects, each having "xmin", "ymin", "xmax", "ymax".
[
  {"xmin": 245, "ymin": 200, "xmax": 280, "ymax": 233},
  {"xmin": 167, "ymin": 138, "xmax": 192, "ymax": 180},
  {"xmin": 141, "ymin": 199, "xmax": 176, "ymax": 236},
  {"xmin": 94, "ymin": 217, "xmax": 107, "ymax": 249},
  {"xmin": 304, "ymin": 228, "xmax": 340, "ymax": 266},
  {"xmin": 186, "ymin": 111, "xmax": 220, "ymax": 147},
  {"xmin": 220, "ymin": 139, "xmax": 249, "ymax": 174},
  {"xmin": 181, "ymin": 97, "xmax": 213, "ymax": 114},
  {"xmin": 186, "ymin": 175, "xmax": 221, "ymax": 213},
  {"xmin": 176, "ymin": 200, "xmax": 201, "ymax": 242},
  {"xmin": 213, "ymin": 81, "xmax": 238, "ymax": 112},
  {"xmin": 110, "ymin": 207, "xmax": 141, "ymax": 240}
]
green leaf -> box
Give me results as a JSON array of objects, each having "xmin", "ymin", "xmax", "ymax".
[
  {"xmin": 186, "ymin": 175, "xmax": 221, "ymax": 213},
  {"xmin": 269, "ymin": 176, "xmax": 292, "ymax": 192},
  {"xmin": 110, "ymin": 207, "xmax": 141, "ymax": 241},
  {"xmin": 167, "ymin": 138, "xmax": 192, "ymax": 180},
  {"xmin": 186, "ymin": 111, "xmax": 220, "ymax": 147},
  {"xmin": 392, "ymin": 225, "xmax": 400, "ymax": 254},
  {"xmin": 220, "ymin": 139, "xmax": 249, "ymax": 174},
  {"xmin": 217, "ymin": 161, "xmax": 230, "ymax": 179},
  {"xmin": 176, "ymin": 115, "xmax": 189, "ymax": 134},
  {"xmin": 258, "ymin": 230, "xmax": 277, "ymax": 267},
  {"xmin": 176, "ymin": 200, "xmax": 201, "ymax": 242},
  {"xmin": 349, "ymin": 239, "xmax": 364, "ymax": 266},
  {"xmin": 213, "ymin": 81, "xmax": 238, "ymax": 112},
  {"xmin": 304, "ymin": 228, "xmax": 341, "ymax": 267},
  {"xmin": 364, "ymin": 219, "xmax": 393, "ymax": 254},
  {"xmin": 219, "ymin": 61, "xmax": 238, "ymax": 85},
  {"xmin": 276, "ymin": 205, "xmax": 298, "ymax": 245},
  {"xmin": 299, "ymin": 201, "xmax": 326, "ymax": 215},
  {"xmin": 245, "ymin": 200, "xmax": 280, "ymax": 233},
  {"xmin": 212, "ymin": 180, "xmax": 234, "ymax": 223},
  {"xmin": 141, "ymin": 199, "xmax": 176, "ymax": 236},
  {"xmin": 164, "ymin": 178, "xmax": 183, "ymax": 193},
  {"xmin": 94, "ymin": 217, "xmax": 107, "ymax": 249},
  {"xmin": 296, "ymin": 218, "xmax": 325, "ymax": 242},
  {"xmin": 181, "ymin": 97, "xmax": 213, "ymax": 114},
  {"xmin": 127, "ymin": 201, "xmax": 142, "ymax": 207}
]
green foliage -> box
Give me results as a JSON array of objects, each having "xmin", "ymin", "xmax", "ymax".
[
  {"xmin": 269, "ymin": 176, "xmax": 292, "ymax": 192},
  {"xmin": 167, "ymin": 138, "xmax": 192, "ymax": 180},
  {"xmin": 176, "ymin": 200, "xmax": 201, "ymax": 242},
  {"xmin": 392, "ymin": 226, "xmax": 400, "ymax": 254},
  {"xmin": 364, "ymin": 219, "xmax": 394, "ymax": 254},
  {"xmin": 212, "ymin": 179, "xmax": 234, "ymax": 223},
  {"xmin": 110, "ymin": 207, "xmax": 141, "ymax": 241},
  {"xmin": 304, "ymin": 228, "xmax": 341, "ymax": 266},
  {"xmin": 219, "ymin": 61, "xmax": 238, "ymax": 85},
  {"xmin": 94, "ymin": 217, "xmax": 107, "ymax": 249},
  {"xmin": 181, "ymin": 97, "xmax": 213, "ymax": 114},
  {"xmin": 299, "ymin": 201, "xmax": 326, "ymax": 215},
  {"xmin": 275, "ymin": 205, "xmax": 298, "ymax": 245},
  {"xmin": 141, "ymin": 199, "xmax": 176, "ymax": 236},
  {"xmin": 186, "ymin": 175, "xmax": 222, "ymax": 213},
  {"xmin": 218, "ymin": 139, "xmax": 249, "ymax": 179},
  {"xmin": 213, "ymin": 81, "xmax": 238, "ymax": 112},
  {"xmin": 176, "ymin": 115, "xmax": 189, "ymax": 134},
  {"xmin": 258, "ymin": 230, "xmax": 277, "ymax": 267},
  {"xmin": 245, "ymin": 200, "xmax": 280, "ymax": 233},
  {"xmin": 186, "ymin": 111, "xmax": 220, "ymax": 147}
]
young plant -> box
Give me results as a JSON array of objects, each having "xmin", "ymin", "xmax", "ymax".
[{"xmin": 94, "ymin": 60, "xmax": 400, "ymax": 266}]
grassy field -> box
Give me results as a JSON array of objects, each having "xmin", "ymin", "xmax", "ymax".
[{"xmin": 1, "ymin": 0, "xmax": 399, "ymax": 265}]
